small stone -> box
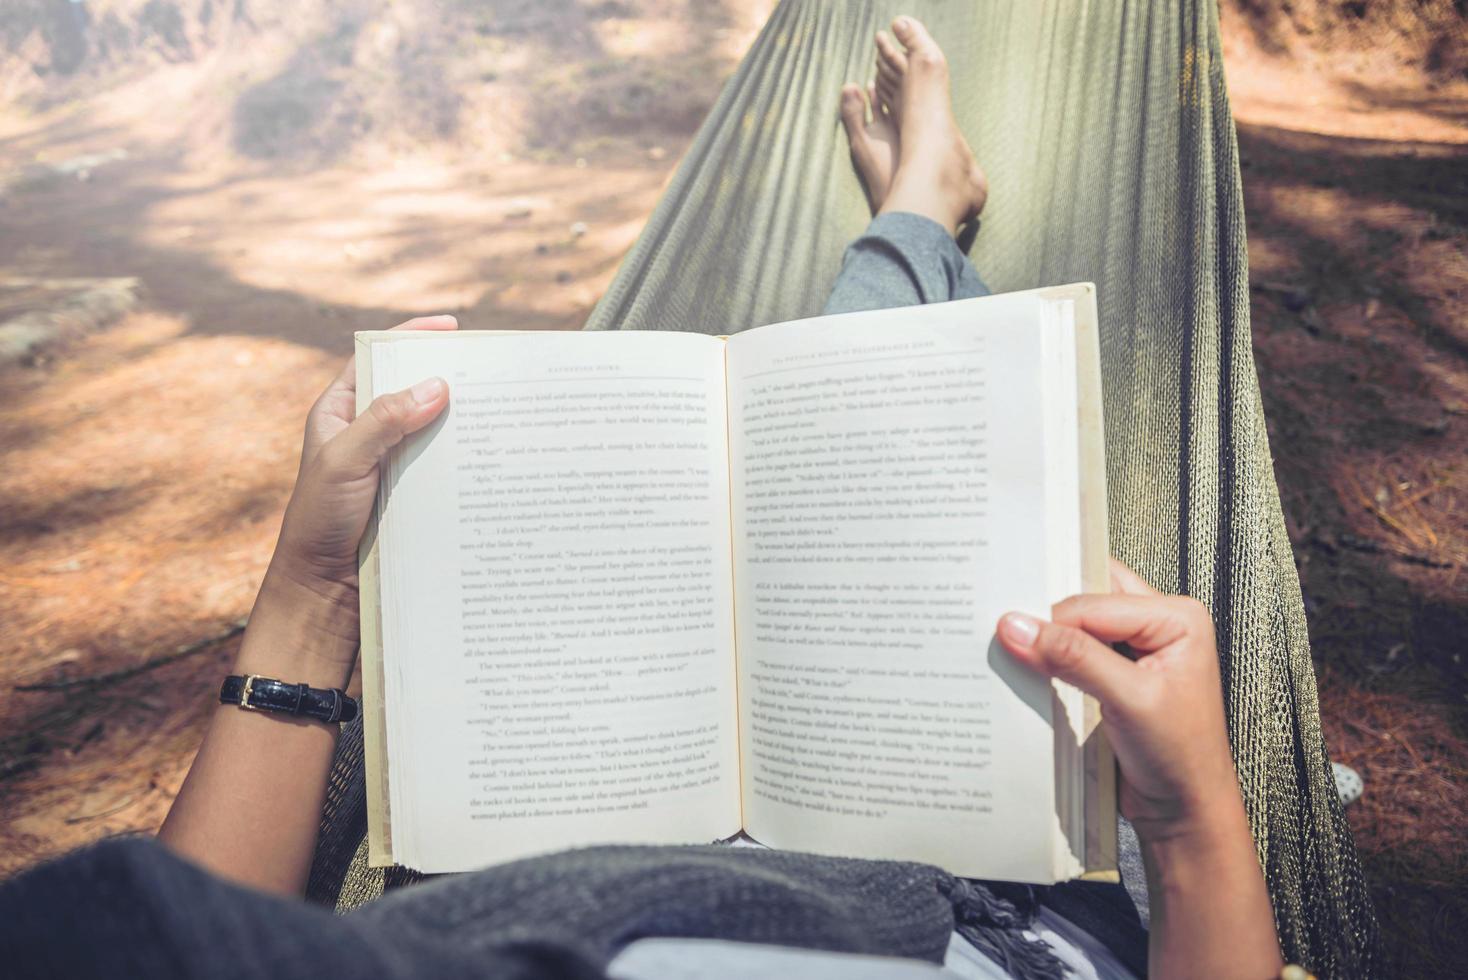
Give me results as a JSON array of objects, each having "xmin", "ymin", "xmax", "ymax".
[
  {"xmin": 1281, "ymin": 287, "xmax": 1311, "ymax": 312},
  {"xmin": 575, "ymin": 157, "xmax": 588, "ymax": 169},
  {"xmin": 1281, "ymin": 965, "xmax": 1309, "ymax": 980},
  {"xmin": 569, "ymin": 221, "xmax": 588, "ymax": 239},
  {"xmin": 555, "ymin": 271, "xmax": 573, "ymax": 284}
]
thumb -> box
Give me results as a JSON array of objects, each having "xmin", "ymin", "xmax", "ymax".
[
  {"xmin": 322, "ymin": 377, "xmax": 449, "ymax": 479},
  {"xmin": 997, "ymin": 612, "xmax": 1134, "ymax": 707}
]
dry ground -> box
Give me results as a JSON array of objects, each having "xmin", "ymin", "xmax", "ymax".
[{"xmin": 1, "ymin": 1, "xmax": 1464, "ymax": 974}]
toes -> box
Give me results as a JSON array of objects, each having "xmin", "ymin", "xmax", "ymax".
[
  {"xmin": 874, "ymin": 31, "xmax": 907, "ymax": 75},
  {"xmin": 839, "ymin": 83, "xmax": 868, "ymax": 134},
  {"xmin": 876, "ymin": 51, "xmax": 902, "ymax": 84},
  {"xmin": 891, "ymin": 15, "xmax": 945, "ymax": 72},
  {"xmin": 875, "ymin": 62, "xmax": 902, "ymax": 103},
  {"xmin": 875, "ymin": 72, "xmax": 900, "ymax": 116}
]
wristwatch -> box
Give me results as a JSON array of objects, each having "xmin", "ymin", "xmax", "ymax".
[{"xmin": 219, "ymin": 674, "xmax": 359, "ymax": 724}]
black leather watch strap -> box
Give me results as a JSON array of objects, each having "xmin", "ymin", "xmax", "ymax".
[{"xmin": 219, "ymin": 674, "xmax": 358, "ymax": 724}]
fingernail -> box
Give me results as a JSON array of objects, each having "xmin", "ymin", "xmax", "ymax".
[
  {"xmin": 1000, "ymin": 613, "xmax": 1040, "ymax": 648},
  {"xmin": 409, "ymin": 377, "xmax": 446, "ymax": 405}
]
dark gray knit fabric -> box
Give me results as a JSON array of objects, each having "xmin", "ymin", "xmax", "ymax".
[{"xmin": 0, "ymin": 837, "xmax": 1082, "ymax": 979}]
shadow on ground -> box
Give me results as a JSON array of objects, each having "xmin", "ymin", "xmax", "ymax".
[{"xmin": 1239, "ymin": 118, "xmax": 1468, "ymax": 976}]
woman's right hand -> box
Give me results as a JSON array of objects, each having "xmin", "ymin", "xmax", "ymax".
[
  {"xmin": 995, "ymin": 560, "xmax": 1239, "ymax": 844},
  {"xmin": 995, "ymin": 561, "xmax": 1284, "ymax": 978}
]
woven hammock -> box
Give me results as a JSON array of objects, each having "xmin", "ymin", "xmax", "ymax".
[{"xmin": 308, "ymin": 1, "xmax": 1382, "ymax": 974}]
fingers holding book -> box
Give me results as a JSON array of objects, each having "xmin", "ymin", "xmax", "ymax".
[
  {"xmin": 272, "ymin": 316, "xmax": 456, "ymax": 609},
  {"xmin": 302, "ymin": 314, "xmax": 458, "ymax": 465},
  {"xmin": 995, "ymin": 561, "xmax": 1240, "ymax": 844}
]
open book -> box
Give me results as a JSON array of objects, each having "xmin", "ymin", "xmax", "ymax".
[{"xmin": 356, "ymin": 284, "xmax": 1116, "ymax": 883}]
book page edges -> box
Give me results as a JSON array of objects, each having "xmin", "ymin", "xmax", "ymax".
[
  {"xmin": 356, "ymin": 334, "xmax": 395, "ymax": 867},
  {"xmin": 1039, "ymin": 283, "xmax": 1118, "ymax": 883}
]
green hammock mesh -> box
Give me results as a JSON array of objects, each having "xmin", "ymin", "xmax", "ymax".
[{"xmin": 309, "ymin": 1, "xmax": 1382, "ymax": 974}]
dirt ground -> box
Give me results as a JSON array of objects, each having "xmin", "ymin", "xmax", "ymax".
[{"xmin": 1, "ymin": 1, "xmax": 1464, "ymax": 975}]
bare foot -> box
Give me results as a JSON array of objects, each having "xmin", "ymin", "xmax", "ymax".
[
  {"xmin": 839, "ymin": 81, "xmax": 899, "ymax": 212},
  {"xmin": 845, "ymin": 16, "xmax": 987, "ymax": 233}
]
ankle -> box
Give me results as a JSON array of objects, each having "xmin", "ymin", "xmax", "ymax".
[{"xmin": 878, "ymin": 175, "xmax": 966, "ymax": 235}]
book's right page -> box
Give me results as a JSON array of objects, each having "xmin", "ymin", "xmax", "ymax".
[{"xmin": 725, "ymin": 293, "xmax": 1076, "ymax": 883}]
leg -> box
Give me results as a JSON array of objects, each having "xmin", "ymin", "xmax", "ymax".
[
  {"xmin": 822, "ymin": 211, "xmax": 988, "ymax": 315},
  {"xmin": 824, "ymin": 16, "xmax": 990, "ymax": 315}
]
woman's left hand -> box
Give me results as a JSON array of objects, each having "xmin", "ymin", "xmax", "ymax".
[
  {"xmin": 159, "ymin": 315, "xmax": 457, "ymax": 891},
  {"xmin": 259, "ymin": 315, "xmax": 457, "ymax": 664}
]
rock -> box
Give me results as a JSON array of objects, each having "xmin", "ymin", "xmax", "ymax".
[
  {"xmin": 569, "ymin": 221, "xmax": 588, "ymax": 239},
  {"xmin": 2, "ymin": 150, "xmax": 130, "ymax": 193},
  {"xmin": 503, "ymin": 197, "xmax": 539, "ymax": 220},
  {"xmin": 1281, "ymin": 287, "xmax": 1312, "ymax": 312},
  {"xmin": 0, "ymin": 277, "xmax": 141, "ymax": 367}
]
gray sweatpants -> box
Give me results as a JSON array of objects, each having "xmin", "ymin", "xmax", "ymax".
[{"xmin": 822, "ymin": 212, "xmax": 989, "ymax": 315}]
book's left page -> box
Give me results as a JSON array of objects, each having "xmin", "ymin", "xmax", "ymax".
[{"xmin": 363, "ymin": 330, "xmax": 743, "ymax": 873}]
